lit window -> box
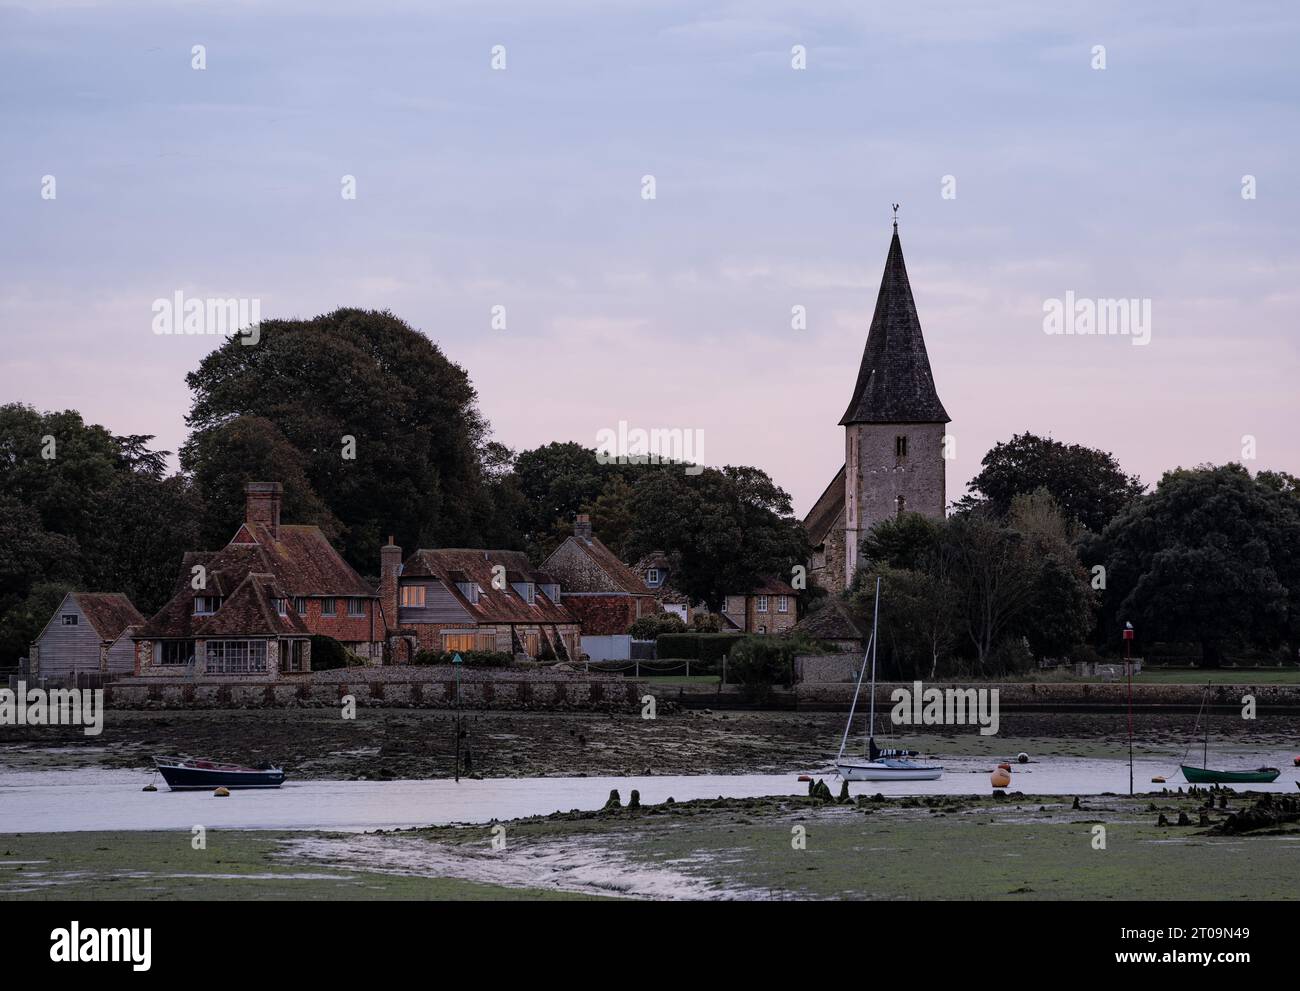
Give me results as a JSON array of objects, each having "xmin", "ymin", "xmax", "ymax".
[
  {"xmin": 400, "ymin": 585, "xmax": 425, "ymax": 608},
  {"xmin": 442, "ymin": 632, "xmax": 476, "ymax": 652}
]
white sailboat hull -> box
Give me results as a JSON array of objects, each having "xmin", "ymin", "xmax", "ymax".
[{"xmin": 835, "ymin": 759, "xmax": 944, "ymax": 782}]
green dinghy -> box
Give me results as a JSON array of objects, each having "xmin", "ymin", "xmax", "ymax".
[{"xmin": 1179, "ymin": 764, "xmax": 1280, "ymax": 785}]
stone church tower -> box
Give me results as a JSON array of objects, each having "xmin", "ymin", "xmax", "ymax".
[{"xmin": 803, "ymin": 221, "xmax": 950, "ymax": 593}]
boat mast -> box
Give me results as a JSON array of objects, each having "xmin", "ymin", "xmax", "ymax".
[
  {"xmin": 836, "ymin": 577, "xmax": 882, "ymax": 762},
  {"xmin": 867, "ymin": 577, "xmax": 880, "ymax": 748}
]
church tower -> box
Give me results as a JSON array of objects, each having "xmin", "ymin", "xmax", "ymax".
[{"xmin": 803, "ymin": 217, "xmax": 950, "ymax": 592}]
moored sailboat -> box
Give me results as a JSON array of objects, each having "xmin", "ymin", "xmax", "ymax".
[
  {"xmin": 1177, "ymin": 685, "xmax": 1280, "ymax": 785},
  {"xmin": 834, "ymin": 577, "xmax": 943, "ymax": 782}
]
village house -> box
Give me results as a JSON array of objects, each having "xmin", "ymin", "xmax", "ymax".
[
  {"xmin": 132, "ymin": 481, "xmax": 383, "ymax": 679},
  {"xmin": 632, "ymin": 552, "xmax": 696, "ymax": 624},
  {"xmin": 29, "ymin": 592, "xmax": 144, "ymax": 682},
  {"xmin": 381, "ymin": 542, "xmax": 581, "ymax": 662},
  {"xmin": 720, "ymin": 577, "xmax": 799, "ymax": 635},
  {"xmin": 542, "ymin": 515, "xmax": 658, "ymax": 640}
]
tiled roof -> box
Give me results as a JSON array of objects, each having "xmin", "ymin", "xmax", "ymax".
[
  {"xmin": 746, "ymin": 576, "xmax": 798, "ymax": 596},
  {"xmin": 792, "ymin": 598, "xmax": 865, "ymax": 641},
  {"xmin": 72, "ymin": 593, "xmax": 145, "ymax": 641},
  {"xmin": 803, "ymin": 466, "xmax": 846, "ymax": 545},
  {"xmin": 565, "ymin": 537, "xmax": 653, "ymax": 595},
  {"xmin": 139, "ymin": 521, "xmax": 372, "ymax": 638},
  {"xmin": 840, "ymin": 228, "xmax": 950, "ymax": 425},
  {"xmin": 193, "ymin": 574, "xmax": 308, "ymax": 637},
  {"xmin": 404, "ymin": 549, "xmax": 576, "ymax": 625}
]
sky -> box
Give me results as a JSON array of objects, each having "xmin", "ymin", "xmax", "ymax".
[{"xmin": 2, "ymin": 0, "xmax": 1297, "ymax": 517}]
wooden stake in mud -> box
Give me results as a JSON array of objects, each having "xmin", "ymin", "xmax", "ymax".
[{"xmin": 453, "ymin": 651, "xmax": 463, "ymax": 783}]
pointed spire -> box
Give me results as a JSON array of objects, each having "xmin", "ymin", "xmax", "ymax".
[{"xmin": 839, "ymin": 221, "xmax": 949, "ymax": 425}]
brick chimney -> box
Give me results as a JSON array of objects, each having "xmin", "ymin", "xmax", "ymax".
[
  {"xmin": 379, "ymin": 536, "xmax": 402, "ymax": 632},
  {"xmin": 244, "ymin": 481, "xmax": 283, "ymax": 539},
  {"xmin": 574, "ymin": 513, "xmax": 592, "ymax": 542}
]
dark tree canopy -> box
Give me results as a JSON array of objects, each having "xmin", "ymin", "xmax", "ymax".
[
  {"xmin": 0, "ymin": 403, "xmax": 198, "ymax": 662},
  {"xmin": 964, "ymin": 432, "xmax": 1144, "ymax": 532},
  {"xmin": 181, "ymin": 309, "xmax": 518, "ymax": 570},
  {"xmin": 1098, "ymin": 464, "xmax": 1300, "ymax": 667},
  {"xmin": 623, "ymin": 465, "xmax": 808, "ymax": 610}
]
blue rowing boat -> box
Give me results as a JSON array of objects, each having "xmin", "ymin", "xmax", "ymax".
[{"xmin": 153, "ymin": 755, "xmax": 285, "ymax": 790}]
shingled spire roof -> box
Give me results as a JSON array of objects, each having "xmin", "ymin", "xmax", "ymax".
[{"xmin": 839, "ymin": 226, "xmax": 949, "ymax": 425}]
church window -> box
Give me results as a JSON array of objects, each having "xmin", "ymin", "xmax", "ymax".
[
  {"xmin": 895, "ymin": 435, "xmax": 908, "ymax": 458},
  {"xmin": 896, "ymin": 495, "xmax": 906, "ymax": 516}
]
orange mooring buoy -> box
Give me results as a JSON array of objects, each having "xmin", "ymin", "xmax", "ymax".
[
  {"xmin": 797, "ymin": 774, "xmax": 812, "ymax": 782},
  {"xmin": 1293, "ymin": 756, "xmax": 1299, "ymax": 767},
  {"xmin": 997, "ymin": 762, "xmax": 1012, "ymax": 772},
  {"xmin": 991, "ymin": 768, "xmax": 1011, "ymax": 788}
]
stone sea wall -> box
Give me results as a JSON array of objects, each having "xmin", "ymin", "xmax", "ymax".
[{"xmin": 105, "ymin": 665, "xmax": 650, "ymax": 712}]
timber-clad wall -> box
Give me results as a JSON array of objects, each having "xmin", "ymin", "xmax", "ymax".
[
  {"xmin": 398, "ymin": 578, "xmax": 473, "ymax": 625},
  {"xmin": 33, "ymin": 598, "xmax": 102, "ymax": 678}
]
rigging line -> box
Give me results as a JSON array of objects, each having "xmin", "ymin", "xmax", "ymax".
[{"xmin": 837, "ymin": 628, "xmax": 876, "ymax": 761}]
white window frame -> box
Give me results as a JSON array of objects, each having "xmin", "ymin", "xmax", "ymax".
[
  {"xmin": 293, "ymin": 596, "xmax": 307, "ymax": 615},
  {"xmin": 647, "ymin": 568, "xmax": 660, "ymax": 585},
  {"xmin": 756, "ymin": 595, "xmax": 769, "ymax": 613},
  {"xmin": 205, "ymin": 639, "xmax": 268, "ymax": 674},
  {"xmin": 778, "ymin": 595, "xmax": 789, "ymax": 614}
]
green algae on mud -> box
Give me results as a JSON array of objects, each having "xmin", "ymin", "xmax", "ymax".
[
  {"xmin": 403, "ymin": 790, "xmax": 1300, "ymax": 900},
  {"xmin": 0, "ymin": 829, "xmax": 598, "ymax": 901}
]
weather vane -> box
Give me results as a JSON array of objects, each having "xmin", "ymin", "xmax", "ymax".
[{"xmin": 892, "ymin": 203, "xmax": 900, "ymax": 230}]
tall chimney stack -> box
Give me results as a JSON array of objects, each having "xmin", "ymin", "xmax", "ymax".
[
  {"xmin": 379, "ymin": 535, "xmax": 402, "ymax": 633},
  {"xmin": 574, "ymin": 513, "xmax": 592, "ymax": 542},
  {"xmin": 244, "ymin": 481, "xmax": 283, "ymax": 539}
]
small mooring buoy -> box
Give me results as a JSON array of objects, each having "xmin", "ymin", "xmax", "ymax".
[
  {"xmin": 213, "ymin": 786, "xmax": 230, "ymax": 797},
  {"xmin": 1151, "ymin": 775, "xmax": 1166, "ymax": 783},
  {"xmin": 997, "ymin": 762, "xmax": 1012, "ymax": 772},
  {"xmin": 1293, "ymin": 756, "xmax": 1300, "ymax": 767},
  {"xmin": 1016, "ymin": 752, "xmax": 1029, "ymax": 764},
  {"xmin": 990, "ymin": 768, "xmax": 1011, "ymax": 788},
  {"xmin": 142, "ymin": 784, "xmax": 157, "ymax": 792},
  {"xmin": 797, "ymin": 774, "xmax": 812, "ymax": 782}
]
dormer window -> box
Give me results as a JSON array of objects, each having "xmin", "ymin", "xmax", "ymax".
[
  {"xmin": 194, "ymin": 595, "xmax": 221, "ymax": 615},
  {"xmin": 511, "ymin": 581, "xmax": 535, "ymax": 604},
  {"xmin": 400, "ymin": 585, "xmax": 425, "ymax": 608},
  {"xmin": 274, "ymin": 598, "xmax": 288, "ymax": 617},
  {"xmin": 647, "ymin": 568, "xmax": 661, "ymax": 586},
  {"xmin": 456, "ymin": 582, "xmax": 479, "ymax": 603},
  {"xmin": 293, "ymin": 597, "xmax": 307, "ymax": 615},
  {"xmin": 895, "ymin": 435, "xmax": 908, "ymax": 458}
]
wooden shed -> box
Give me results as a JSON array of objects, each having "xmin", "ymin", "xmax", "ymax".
[{"xmin": 30, "ymin": 592, "xmax": 145, "ymax": 681}]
